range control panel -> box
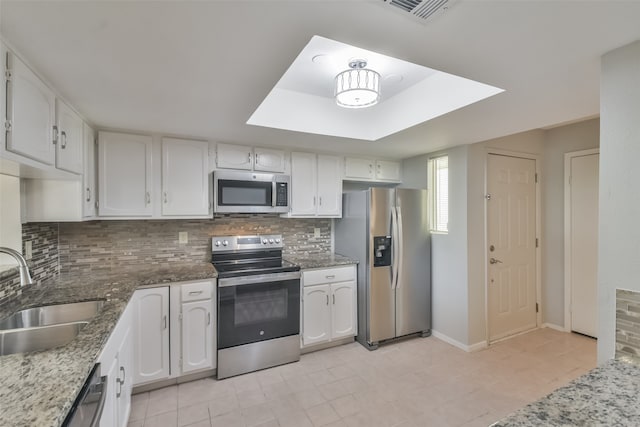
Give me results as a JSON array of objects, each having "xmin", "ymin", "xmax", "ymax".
[{"xmin": 212, "ymin": 235, "xmax": 283, "ymax": 251}]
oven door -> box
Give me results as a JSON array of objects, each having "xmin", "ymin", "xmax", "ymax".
[{"xmin": 217, "ymin": 271, "xmax": 300, "ymax": 349}]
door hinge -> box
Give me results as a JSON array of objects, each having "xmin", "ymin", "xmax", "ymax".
[
  {"xmin": 536, "ymin": 238, "xmax": 539, "ymax": 248},
  {"xmin": 485, "ymin": 194, "xmax": 491, "ymax": 201},
  {"xmin": 4, "ymin": 120, "xmax": 12, "ymax": 132},
  {"xmin": 535, "ymin": 173, "xmax": 538, "ymax": 183},
  {"xmin": 536, "ymin": 303, "xmax": 539, "ymax": 313},
  {"xmin": 5, "ymin": 69, "xmax": 11, "ymax": 81},
  {"xmin": 95, "ymin": 200, "xmax": 99, "ymax": 209},
  {"xmin": 178, "ymin": 313, "xmax": 183, "ymax": 320}
]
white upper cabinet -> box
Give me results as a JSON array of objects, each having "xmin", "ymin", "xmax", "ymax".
[
  {"xmin": 290, "ymin": 152, "xmax": 317, "ymax": 216},
  {"xmin": 161, "ymin": 138, "xmax": 209, "ymax": 216},
  {"xmin": 344, "ymin": 158, "xmax": 374, "ymax": 181},
  {"xmin": 216, "ymin": 143, "xmax": 253, "ymax": 170},
  {"xmin": 254, "ymin": 147, "xmax": 286, "ymax": 172},
  {"xmin": 82, "ymin": 123, "xmax": 96, "ymax": 218},
  {"xmin": 317, "ymin": 155, "xmax": 342, "ymax": 216},
  {"xmin": 375, "ymin": 160, "xmax": 401, "ymax": 182},
  {"xmin": 216, "ymin": 143, "xmax": 287, "ymax": 173},
  {"xmin": 98, "ymin": 131, "xmax": 153, "ymax": 217},
  {"xmin": 344, "ymin": 157, "xmax": 402, "ymax": 183},
  {"xmin": 5, "ymin": 51, "xmax": 56, "ymax": 165},
  {"xmin": 289, "ymin": 152, "xmax": 342, "ymax": 218},
  {"xmin": 55, "ymin": 99, "xmax": 83, "ymax": 174}
]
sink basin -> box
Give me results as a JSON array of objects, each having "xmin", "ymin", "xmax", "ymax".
[
  {"xmin": 0, "ymin": 300, "xmax": 104, "ymax": 330},
  {"xmin": 0, "ymin": 321, "xmax": 88, "ymax": 356}
]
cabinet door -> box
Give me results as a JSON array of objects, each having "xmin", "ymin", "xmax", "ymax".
[
  {"xmin": 216, "ymin": 143, "xmax": 253, "ymax": 170},
  {"xmin": 117, "ymin": 326, "xmax": 133, "ymax": 427},
  {"xmin": 302, "ymin": 284, "xmax": 331, "ymax": 346},
  {"xmin": 162, "ymin": 138, "xmax": 209, "ymax": 216},
  {"xmin": 331, "ymin": 281, "xmax": 356, "ymax": 339},
  {"xmin": 132, "ymin": 287, "xmax": 170, "ymax": 385},
  {"xmin": 82, "ymin": 123, "xmax": 96, "ymax": 217},
  {"xmin": 55, "ymin": 99, "xmax": 83, "ymax": 174},
  {"xmin": 290, "ymin": 152, "xmax": 317, "ymax": 216},
  {"xmin": 5, "ymin": 52, "xmax": 55, "ymax": 165},
  {"xmin": 317, "ymin": 155, "xmax": 342, "ymax": 217},
  {"xmin": 375, "ymin": 160, "xmax": 401, "ymax": 182},
  {"xmin": 344, "ymin": 157, "xmax": 374, "ymax": 180},
  {"xmin": 254, "ymin": 147, "xmax": 285, "ymax": 172},
  {"xmin": 98, "ymin": 132, "xmax": 153, "ymax": 216},
  {"xmin": 181, "ymin": 300, "xmax": 214, "ymax": 374}
]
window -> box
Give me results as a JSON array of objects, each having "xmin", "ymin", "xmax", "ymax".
[{"xmin": 429, "ymin": 155, "xmax": 449, "ymax": 233}]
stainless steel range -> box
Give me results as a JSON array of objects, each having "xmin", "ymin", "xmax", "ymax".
[{"xmin": 212, "ymin": 234, "xmax": 301, "ymax": 379}]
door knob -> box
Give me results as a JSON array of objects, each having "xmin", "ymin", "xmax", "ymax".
[{"xmin": 489, "ymin": 258, "xmax": 503, "ymax": 264}]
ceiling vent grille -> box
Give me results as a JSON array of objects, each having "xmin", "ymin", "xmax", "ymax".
[{"xmin": 381, "ymin": 0, "xmax": 454, "ymax": 23}]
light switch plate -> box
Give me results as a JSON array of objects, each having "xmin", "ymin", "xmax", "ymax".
[
  {"xmin": 178, "ymin": 231, "xmax": 188, "ymax": 244},
  {"xmin": 314, "ymin": 227, "xmax": 321, "ymax": 238},
  {"xmin": 24, "ymin": 241, "xmax": 33, "ymax": 259}
]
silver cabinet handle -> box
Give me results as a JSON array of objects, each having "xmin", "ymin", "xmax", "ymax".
[
  {"xmin": 255, "ymin": 153, "xmax": 260, "ymax": 165},
  {"xmin": 489, "ymin": 258, "xmax": 503, "ymax": 264},
  {"xmin": 86, "ymin": 187, "xmax": 91, "ymax": 202},
  {"xmin": 325, "ymin": 275, "xmax": 335, "ymax": 279},
  {"xmin": 313, "ymin": 196, "xmax": 316, "ymax": 206},
  {"xmin": 162, "ymin": 314, "xmax": 167, "ymax": 329},
  {"xmin": 61, "ymin": 130, "xmax": 67, "ymax": 149},
  {"xmin": 120, "ymin": 366, "xmax": 126, "ymax": 384},
  {"xmin": 163, "ymin": 192, "xmax": 168, "ymax": 204},
  {"xmin": 247, "ymin": 152, "xmax": 251, "ymax": 163},
  {"xmin": 145, "ymin": 192, "xmax": 151, "ymax": 204},
  {"xmin": 52, "ymin": 125, "xmax": 58, "ymax": 145},
  {"xmin": 319, "ymin": 196, "xmax": 322, "ymax": 206},
  {"xmin": 208, "ymin": 312, "xmax": 211, "ymax": 325},
  {"xmin": 116, "ymin": 366, "xmax": 126, "ymax": 398},
  {"xmin": 326, "ymin": 295, "xmax": 329, "ymax": 305},
  {"xmin": 332, "ymin": 294, "xmax": 335, "ymax": 305},
  {"xmin": 189, "ymin": 290, "xmax": 203, "ymax": 296}
]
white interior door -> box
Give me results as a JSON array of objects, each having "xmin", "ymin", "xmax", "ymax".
[
  {"xmin": 569, "ymin": 152, "xmax": 599, "ymax": 338},
  {"xmin": 487, "ymin": 154, "xmax": 537, "ymax": 342}
]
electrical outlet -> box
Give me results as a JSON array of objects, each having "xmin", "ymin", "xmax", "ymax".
[
  {"xmin": 24, "ymin": 241, "xmax": 33, "ymax": 260},
  {"xmin": 178, "ymin": 231, "xmax": 188, "ymax": 244},
  {"xmin": 314, "ymin": 227, "xmax": 321, "ymax": 238}
]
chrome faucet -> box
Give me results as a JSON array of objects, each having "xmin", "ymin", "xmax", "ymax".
[{"xmin": 0, "ymin": 247, "xmax": 33, "ymax": 287}]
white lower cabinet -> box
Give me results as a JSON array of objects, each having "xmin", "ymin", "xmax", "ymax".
[
  {"xmin": 131, "ymin": 280, "xmax": 215, "ymax": 388},
  {"xmin": 98, "ymin": 301, "xmax": 134, "ymax": 427},
  {"xmin": 301, "ymin": 265, "xmax": 357, "ymax": 349},
  {"xmin": 132, "ymin": 287, "xmax": 170, "ymax": 385}
]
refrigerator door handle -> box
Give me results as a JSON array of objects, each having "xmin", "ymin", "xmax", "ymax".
[
  {"xmin": 391, "ymin": 205, "xmax": 399, "ymax": 289},
  {"xmin": 396, "ymin": 205, "xmax": 404, "ymax": 288}
]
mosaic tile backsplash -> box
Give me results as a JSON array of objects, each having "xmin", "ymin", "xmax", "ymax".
[
  {"xmin": 615, "ymin": 289, "xmax": 640, "ymax": 361},
  {"xmin": 0, "ymin": 223, "xmax": 59, "ymax": 305},
  {"xmin": 58, "ymin": 215, "xmax": 332, "ymax": 273}
]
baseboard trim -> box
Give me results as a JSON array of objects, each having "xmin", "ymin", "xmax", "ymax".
[
  {"xmin": 431, "ymin": 330, "xmax": 487, "ymax": 352},
  {"xmin": 542, "ymin": 322, "xmax": 568, "ymax": 332}
]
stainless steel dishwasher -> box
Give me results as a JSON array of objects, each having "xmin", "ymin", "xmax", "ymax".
[{"xmin": 62, "ymin": 363, "xmax": 108, "ymax": 427}]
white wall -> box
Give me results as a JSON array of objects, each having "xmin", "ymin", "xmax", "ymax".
[
  {"xmin": 598, "ymin": 40, "xmax": 640, "ymax": 363},
  {"xmin": 0, "ymin": 174, "xmax": 22, "ymax": 270},
  {"xmin": 402, "ymin": 145, "xmax": 470, "ymax": 347},
  {"xmin": 542, "ymin": 119, "xmax": 599, "ymax": 328}
]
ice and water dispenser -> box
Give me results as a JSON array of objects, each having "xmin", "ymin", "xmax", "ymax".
[{"xmin": 373, "ymin": 236, "xmax": 392, "ymax": 267}]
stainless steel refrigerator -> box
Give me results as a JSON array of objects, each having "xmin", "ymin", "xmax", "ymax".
[{"xmin": 335, "ymin": 188, "xmax": 431, "ymax": 350}]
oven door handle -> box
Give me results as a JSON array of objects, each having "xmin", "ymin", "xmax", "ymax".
[
  {"xmin": 218, "ymin": 271, "xmax": 301, "ymax": 287},
  {"xmin": 272, "ymin": 181, "xmax": 277, "ymax": 207}
]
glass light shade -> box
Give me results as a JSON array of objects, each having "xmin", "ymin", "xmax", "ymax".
[{"xmin": 335, "ymin": 68, "xmax": 381, "ymax": 108}]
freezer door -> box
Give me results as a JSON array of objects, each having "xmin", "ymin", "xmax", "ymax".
[
  {"xmin": 395, "ymin": 189, "xmax": 431, "ymax": 337},
  {"xmin": 368, "ymin": 188, "xmax": 396, "ymax": 343}
]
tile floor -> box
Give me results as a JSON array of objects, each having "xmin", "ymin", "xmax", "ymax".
[{"xmin": 127, "ymin": 328, "xmax": 596, "ymax": 427}]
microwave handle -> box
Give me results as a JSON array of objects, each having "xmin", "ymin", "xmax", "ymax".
[{"xmin": 272, "ymin": 181, "xmax": 277, "ymax": 207}]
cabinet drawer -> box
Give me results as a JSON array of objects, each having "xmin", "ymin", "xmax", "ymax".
[
  {"xmin": 303, "ymin": 266, "xmax": 355, "ymax": 287},
  {"xmin": 181, "ymin": 281, "xmax": 213, "ymax": 302}
]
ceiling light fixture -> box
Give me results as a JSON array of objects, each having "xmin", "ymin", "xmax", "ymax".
[{"xmin": 335, "ymin": 59, "xmax": 380, "ymax": 109}]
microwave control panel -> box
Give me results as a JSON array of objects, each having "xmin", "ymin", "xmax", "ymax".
[{"xmin": 275, "ymin": 182, "xmax": 288, "ymax": 206}]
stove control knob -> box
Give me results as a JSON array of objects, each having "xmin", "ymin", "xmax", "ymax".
[
  {"xmin": 275, "ymin": 238, "xmax": 281, "ymax": 244},
  {"xmin": 222, "ymin": 240, "xmax": 228, "ymax": 246},
  {"xmin": 269, "ymin": 239, "xmax": 274, "ymax": 244},
  {"xmin": 214, "ymin": 240, "xmax": 221, "ymax": 247},
  {"xmin": 262, "ymin": 239, "xmax": 268, "ymax": 244}
]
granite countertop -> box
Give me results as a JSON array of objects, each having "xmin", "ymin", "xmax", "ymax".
[
  {"xmin": 285, "ymin": 252, "xmax": 358, "ymax": 270},
  {"xmin": 0, "ymin": 263, "xmax": 217, "ymax": 427},
  {"xmin": 492, "ymin": 358, "xmax": 640, "ymax": 426}
]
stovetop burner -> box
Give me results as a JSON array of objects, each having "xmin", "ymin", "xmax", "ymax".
[{"xmin": 211, "ymin": 235, "xmax": 299, "ymax": 278}]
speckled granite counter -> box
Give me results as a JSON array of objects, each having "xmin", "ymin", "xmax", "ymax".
[
  {"xmin": 0, "ymin": 263, "xmax": 217, "ymax": 427},
  {"xmin": 285, "ymin": 253, "xmax": 357, "ymax": 270},
  {"xmin": 492, "ymin": 358, "xmax": 640, "ymax": 426}
]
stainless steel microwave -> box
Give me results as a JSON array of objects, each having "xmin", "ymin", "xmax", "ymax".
[{"xmin": 213, "ymin": 171, "xmax": 290, "ymax": 214}]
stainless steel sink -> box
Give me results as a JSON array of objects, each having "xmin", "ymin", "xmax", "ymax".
[
  {"xmin": 0, "ymin": 321, "xmax": 88, "ymax": 356},
  {"xmin": 0, "ymin": 300, "xmax": 104, "ymax": 330}
]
